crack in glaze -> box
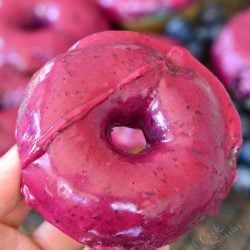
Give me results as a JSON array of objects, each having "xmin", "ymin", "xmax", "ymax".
[{"xmin": 22, "ymin": 62, "xmax": 165, "ymax": 169}]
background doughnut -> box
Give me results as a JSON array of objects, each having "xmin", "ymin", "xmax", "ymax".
[
  {"xmin": 0, "ymin": 0, "xmax": 110, "ymax": 72},
  {"xmin": 0, "ymin": 66, "xmax": 28, "ymax": 155}
]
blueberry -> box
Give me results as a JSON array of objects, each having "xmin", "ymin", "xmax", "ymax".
[
  {"xmin": 164, "ymin": 17, "xmax": 194, "ymax": 43},
  {"xmin": 207, "ymin": 23, "xmax": 223, "ymax": 41},
  {"xmin": 238, "ymin": 141, "xmax": 250, "ymax": 166},
  {"xmin": 233, "ymin": 165, "xmax": 250, "ymax": 193},
  {"xmin": 187, "ymin": 40, "xmax": 205, "ymax": 61},
  {"xmin": 240, "ymin": 112, "xmax": 250, "ymax": 139},
  {"xmin": 197, "ymin": 3, "xmax": 225, "ymax": 44},
  {"xmin": 240, "ymin": 96, "xmax": 250, "ymax": 113},
  {"xmin": 187, "ymin": 26, "xmax": 211, "ymax": 61},
  {"xmin": 195, "ymin": 26, "xmax": 211, "ymax": 42},
  {"xmin": 199, "ymin": 3, "xmax": 225, "ymax": 27}
]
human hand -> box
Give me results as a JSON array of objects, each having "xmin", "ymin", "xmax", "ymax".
[
  {"xmin": 0, "ymin": 146, "xmax": 169, "ymax": 250},
  {"xmin": 0, "ymin": 146, "xmax": 85, "ymax": 250}
]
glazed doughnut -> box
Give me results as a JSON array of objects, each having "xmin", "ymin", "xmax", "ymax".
[
  {"xmin": 16, "ymin": 31, "xmax": 242, "ymax": 249},
  {"xmin": 97, "ymin": 0, "xmax": 196, "ymax": 23},
  {"xmin": 0, "ymin": 0, "xmax": 109, "ymax": 72},
  {"xmin": 0, "ymin": 66, "xmax": 28, "ymax": 155},
  {"xmin": 162, "ymin": 0, "xmax": 196, "ymax": 9},
  {"xmin": 211, "ymin": 9, "xmax": 250, "ymax": 100}
]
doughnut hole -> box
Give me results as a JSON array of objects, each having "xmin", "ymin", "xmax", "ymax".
[
  {"xmin": 18, "ymin": 17, "xmax": 51, "ymax": 31},
  {"xmin": 110, "ymin": 126, "xmax": 147, "ymax": 154},
  {"xmin": 0, "ymin": 95, "xmax": 12, "ymax": 111},
  {"xmin": 105, "ymin": 96, "xmax": 168, "ymax": 157},
  {"xmin": 14, "ymin": 4, "xmax": 59, "ymax": 31},
  {"xmin": 0, "ymin": 96, "xmax": 5, "ymax": 111}
]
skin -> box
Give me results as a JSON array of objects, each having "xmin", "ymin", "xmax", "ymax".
[
  {"xmin": 0, "ymin": 0, "xmax": 109, "ymax": 72},
  {"xmin": 0, "ymin": 146, "xmax": 169, "ymax": 250},
  {"xmin": 0, "ymin": 146, "xmax": 86, "ymax": 250}
]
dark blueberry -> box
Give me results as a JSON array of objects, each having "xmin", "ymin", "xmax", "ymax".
[
  {"xmin": 198, "ymin": 23, "xmax": 223, "ymax": 44},
  {"xmin": 197, "ymin": 3, "xmax": 226, "ymax": 45},
  {"xmin": 164, "ymin": 16, "xmax": 194, "ymax": 43},
  {"xmin": 232, "ymin": 99, "xmax": 241, "ymax": 110},
  {"xmin": 206, "ymin": 23, "xmax": 223, "ymax": 41},
  {"xmin": 199, "ymin": 3, "xmax": 225, "ymax": 27},
  {"xmin": 195, "ymin": 26, "xmax": 211, "ymax": 42},
  {"xmin": 238, "ymin": 141, "xmax": 250, "ymax": 166},
  {"xmin": 233, "ymin": 165, "xmax": 250, "ymax": 193},
  {"xmin": 187, "ymin": 27, "xmax": 211, "ymax": 61},
  {"xmin": 187, "ymin": 40, "xmax": 205, "ymax": 61},
  {"xmin": 240, "ymin": 112, "xmax": 250, "ymax": 139},
  {"xmin": 241, "ymin": 98, "xmax": 250, "ymax": 113}
]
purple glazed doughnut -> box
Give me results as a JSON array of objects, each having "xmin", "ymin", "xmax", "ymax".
[
  {"xmin": 0, "ymin": 66, "xmax": 28, "ymax": 155},
  {"xmin": 0, "ymin": 0, "xmax": 109, "ymax": 73},
  {"xmin": 97, "ymin": 0, "xmax": 196, "ymax": 23},
  {"xmin": 211, "ymin": 9, "xmax": 250, "ymax": 101},
  {"xmin": 16, "ymin": 31, "xmax": 241, "ymax": 249},
  {"xmin": 162, "ymin": 0, "xmax": 195, "ymax": 9}
]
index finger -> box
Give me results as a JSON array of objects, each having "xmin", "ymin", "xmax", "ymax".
[{"xmin": 0, "ymin": 146, "xmax": 22, "ymax": 218}]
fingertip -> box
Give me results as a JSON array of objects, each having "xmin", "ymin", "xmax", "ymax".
[
  {"xmin": 0, "ymin": 145, "xmax": 19, "ymax": 166},
  {"xmin": 0, "ymin": 145, "xmax": 22, "ymax": 218},
  {"xmin": 159, "ymin": 246, "xmax": 170, "ymax": 250},
  {"xmin": 32, "ymin": 221, "xmax": 84, "ymax": 250},
  {"xmin": 0, "ymin": 223, "xmax": 41, "ymax": 250},
  {"xmin": 2, "ymin": 200, "xmax": 31, "ymax": 228}
]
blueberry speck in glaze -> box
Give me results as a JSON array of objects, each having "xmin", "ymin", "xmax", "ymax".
[{"xmin": 164, "ymin": 16, "xmax": 194, "ymax": 43}]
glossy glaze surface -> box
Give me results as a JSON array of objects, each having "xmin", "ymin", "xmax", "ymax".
[
  {"xmin": 211, "ymin": 9, "xmax": 250, "ymax": 100},
  {"xmin": 16, "ymin": 31, "xmax": 242, "ymax": 249},
  {"xmin": 0, "ymin": 0, "xmax": 109, "ymax": 72}
]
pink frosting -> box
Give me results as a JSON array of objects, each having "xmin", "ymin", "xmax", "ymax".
[
  {"xmin": 0, "ymin": 109, "xmax": 18, "ymax": 156},
  {"xmin": 211, "ymin": 9, "xmax": 250, "ymax": 100},
  {"xmin": 97, "ymin": 0, "xmax": 196, "ymax": 22},
  {"xmin": 0, "ymin": 66, "xmax": 29, "ymax": 155},
  {"xmin": 0, "ymin": 0, "xmax": 109, "ymax": 72}
]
